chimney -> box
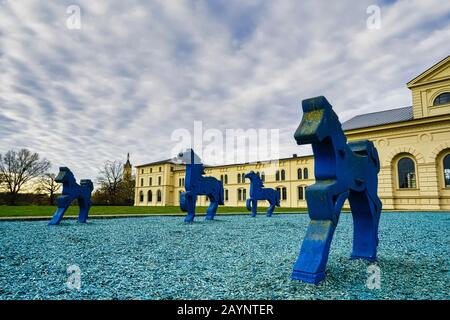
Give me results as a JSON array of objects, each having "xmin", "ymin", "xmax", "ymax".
[{"xmin": 293, "ymin": 154, "xmax": 298, "ymax": 158}]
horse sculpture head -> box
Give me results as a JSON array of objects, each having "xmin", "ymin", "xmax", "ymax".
[
  {"xmin": 55, "ymin": 167, "xmax": 75, "ymax": 184},
  {"xmin": 244, "ymin": 171, "xmax": 264, "ymax": 187},
  {"xmin": 294, "ymin": 96, "xmax": 341, "ymax": 145},
  {"xmin": 175, "ymin": 148, "xmax": 203, "ymax": 165}
]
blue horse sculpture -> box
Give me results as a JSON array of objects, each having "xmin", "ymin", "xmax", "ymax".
[
  {"xmin": 291, "ymin": 96, "xmax": 382, "ymax": 284},
  {"xmin": 177, "ymin": 149, "xmax": 224, "ymax": 223},
  {"xmin": 245, "ymin": 171, "xmax": 280, "ymax": 217},
  {"xmin": 48, "ymin": 167, "xmax": 94, "ymax": 226}
]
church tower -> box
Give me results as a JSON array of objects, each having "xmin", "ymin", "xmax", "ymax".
[{"xmin": 123, "ymin": 153, "xmax": 132, "ymax": 179}]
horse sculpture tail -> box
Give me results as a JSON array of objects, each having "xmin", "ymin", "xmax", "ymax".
[
  {"xmin": 218, "ymin": 182, "xmax": 225, "ymax": 205},
  {"xmin": 275, "ymin": 190, "xmax": 281, "ymax": 207},
  {"xmin": 80, "ymin": 179, "xmax": 94, "ymax": 192}
]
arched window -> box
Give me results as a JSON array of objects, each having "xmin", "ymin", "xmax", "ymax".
[
  {"xmin": 241, "ymin": 173, "xmax": 245, "ymax": 183},
  {"xmin": 139, "ymin": 191, "xmax": 144, "ymax": 202},
  {"xmin": 261, "ymin": 172, "xmax": 265, "ymax": 182},
  {"xmin": 157, "ymin": 190, "xmax": 162, "ymax": 202},
  {"xmin": 238, "ymin": 189, "xmax": 242, "ymax": 201},
  {"xmin": 297, "ymin": 168, "xmax": 302, "ymax": 180},
  {"xmin": 158, "ymin": 176, "xmax": 162, "ymax": 186},
  {"xmin": 149, "ymin": 177, "xmax": 152, "ymax": 186},
  {"xmin": 298, "ymin": 186, "xmax": 304, "ymax": 200},
  {"xmin": 224, "ymin": 175, "xmax": 228, "ymax": 184},
  {"xmin": 444, "ymin": 154, "xmax": 450, "ymax": 188},
  {"xmin": 243, "ymin": 189, "xmax": 247, "ymax": 200},
  {"xmin": 433, "ymin": 92, "xmax": 450, "ymax": 106},
  {"xmin": 220, "ymin": 175, "xmax": 224, "ymax": 183},
  {"xmin": 147, "ymin": 190, "xmax": 152, "ymax": 202},
  {"xmin": 140, "ymin": 178, "xmax": 144, "ymax": 187},
  {"xmin": 237, "ymin": 174, "xmax": 241, "ymax": 184},
  {"xmin": 275, "ymin": 170, "xmax": 280, "ymax": 181},
  {"xmin": 225, "ymin": 189, "xmax": 229, "ymax": 201},
  {"xmin": 303, "ymin": 168, "xmax": 309, "ymax": 179},
  {"xmin": 282, "ymin": 187, "xmax": 287, "ymax": 200},
  {"xmin": 398, "ymin": 157, "xmax": 417, "ymax": 189},
  {"xmin": 281, "ymin": 170, "xmax": 286, "ymax": 181},
  {"xmin": 276, "ymin": 187, "xmax": 281, "ymax": 199}
]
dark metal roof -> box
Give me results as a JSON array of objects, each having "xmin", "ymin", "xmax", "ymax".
[
  {"xmin": 135, "ymin": 159, "xmax": 176, "ymax": 168},
  {"xmin": 342, "ymin": 106, "xmax": 413, "ymax": 131},
  {"xmin": 136, "ymin": 154, "xmax": 315, "ymax": 169}
]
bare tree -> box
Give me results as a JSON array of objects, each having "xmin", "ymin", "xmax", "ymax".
[
  {"xmin": 37, "ymin": 173, "xmax": 61, "ymax": 205},
  {"xmin": 96, "ymin": 160, "xmax": 124, "ymax": 204},
  {"xmin": 0, "ymin": 149, "xmax": 51, "ymax": 205}
]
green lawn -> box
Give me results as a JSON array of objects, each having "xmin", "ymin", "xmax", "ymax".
[{"xmin": 0, "ymin": 205, "xmax": 307, "ymax": 217}]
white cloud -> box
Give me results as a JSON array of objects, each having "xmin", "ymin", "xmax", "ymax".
[{"xmin": 1, "ymin": 0, "xmax": 449, "ymax": 180}]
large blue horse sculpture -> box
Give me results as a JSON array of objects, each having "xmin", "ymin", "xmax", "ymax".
[
  {"xmin": 177, "ymin": 149, "xmax": 224, "ymax": 223},
  {"xmin": 291, "ymin": 96, "xmax": 382, "ymax": 284},
  {"xmin": 245, "ymin": 171, "xmax": 280, "ymax": 217},
  {"xmin": 48, "ymin": 167, "xmax": 94, "ymax": 226}
]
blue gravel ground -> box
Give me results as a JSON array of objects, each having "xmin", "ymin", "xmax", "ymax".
[{"xmin": 0, "ymin": 212, "xmax": 449, "ymax": 300}]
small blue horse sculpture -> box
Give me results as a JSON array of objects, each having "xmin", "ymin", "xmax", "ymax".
[
  {"xmin": 48, "ymin": 167, "xmax": 94, "ymax": 226},
  {"xmin": 245, "ymin": 171, "xmax": 280, "ymax": 217},
  {"xmin": 177, "ymin": 149, "xmax": 224, "ymax": 223},
  {"xmin": 291, "ymin": 96, "xmax": 382, "ymax": 284}
]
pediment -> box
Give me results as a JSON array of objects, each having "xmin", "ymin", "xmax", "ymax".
[{"xmin": 407, "ymin": 55, "xmax": 450, "ymax": 88}]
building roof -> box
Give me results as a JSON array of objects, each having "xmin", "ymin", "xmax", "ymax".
[
  {"xmin": 342, "ymin": 106, "xmax": 413, "ymax": 131},
  {"xmin": 135, "ymin": 154, "xmax": 314, "ymax": 169},
  {"xmin": 135, "ymin": 159, "xmax": 177, "ymax": 168}
]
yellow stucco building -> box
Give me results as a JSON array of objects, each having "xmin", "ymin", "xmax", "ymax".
[{"xmin": 135, "ymin": 56, "xmax": 450, "ymax": 211}]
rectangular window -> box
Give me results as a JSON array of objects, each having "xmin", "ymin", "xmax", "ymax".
[
  {"xmin": 445, "ymin": 169, "xmax": 450, "ymax": 188},
  {"xmin": 282, "ymin": 187, "xmax": 287, "ymax": 200},
  {"xmin": 298, "ymin": 186, "xmax": 304, "ymax": 200},
  {"xmin": 444, "ymin": 155, "xmax": 450, "ymax": 188}
]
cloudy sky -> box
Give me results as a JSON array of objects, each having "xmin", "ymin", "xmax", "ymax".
[{"xmin": 1, "ymin": 0, "xmax": 450, "ymax": 180}]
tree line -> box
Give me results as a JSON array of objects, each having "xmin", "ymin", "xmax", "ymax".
[{"xmin": 0, "ymin": 148, "xmax": 135, "ymax": 206}]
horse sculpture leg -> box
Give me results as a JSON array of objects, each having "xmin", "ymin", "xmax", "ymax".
[
  {"xmin": 48, "ymin": 207, "xmax": 69, "ymax": 225},
  {"xmin": 266, "ymin": 199, "xmax": 275, "ymax": 217},
  {"xmin": 291, "ymin": 220, "xmax": 336, "ymax": 284},
  {"xmin": 291, "ymin": 184, "xmax": 349, "ymax": 284},
  {"xmin": 77, "ymin": 197, "xmax": 90, "ymax": 223},
  {"xmin": 246, "ymin": 199, "xmax": 258, "ymax": 217},
  {"xmin": 348, "ymin": 190, "xmax": 381, "ymax": 261},
  {"xmin": 183, "ymin": 193, "xmax": 197, "ymax": 223},
  {"xmin": 48, "ymin": 195, "xmax": 72, "ymax": 226},
  {"xmin": 205, "ymin": 195, "xmax": 219, "ymax": 220}
]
